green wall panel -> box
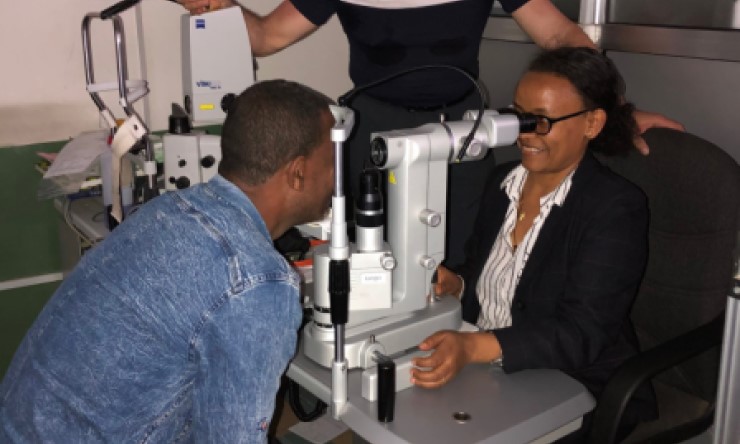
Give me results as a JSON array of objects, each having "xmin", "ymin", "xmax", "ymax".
[
  {"xmin": 0, "ymin": 282, "xmax": 58, "ymax": 378},
  {"xmin": 0, "ymin": 141, "xmax": 66, "ymax": 281}
]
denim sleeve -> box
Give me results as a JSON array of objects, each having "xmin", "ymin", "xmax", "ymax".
[{"xmin": 191, "ymin": 281, "xmax": 300, "ymax": 443}]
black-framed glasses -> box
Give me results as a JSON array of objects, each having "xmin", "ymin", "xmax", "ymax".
[{"xmin": 525, "ymin": 109, "xmax": 592, "ymax": 135}]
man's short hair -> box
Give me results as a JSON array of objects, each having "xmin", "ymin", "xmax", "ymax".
[{"xmin": 219, "ymin": 80, "xmax": 334, "ymax": 185}]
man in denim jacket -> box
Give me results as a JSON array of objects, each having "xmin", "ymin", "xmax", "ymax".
[{"xmin": 0, "ymin": 80, "xmax": 336, "ymax": 443}]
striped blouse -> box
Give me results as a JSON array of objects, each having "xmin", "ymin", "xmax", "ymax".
[{"xmin": 475, "ymin": 165, "xmax": 575, "ymax": 330}]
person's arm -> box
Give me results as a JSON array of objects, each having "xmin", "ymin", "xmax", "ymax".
[
  {"xmin": 177, "ymin": 0, "xmax": 318, "ymax": 56},
  {"xmin": 631, "ymin": 110, "xmax": 686, "ymax": 154},
  {"xmin": 510, "ymin": 0, "xmax": 595, "ymax": 49},
  {"xmin": 191, "ymin": 283, "xmax": 301, "ymax": 442}
]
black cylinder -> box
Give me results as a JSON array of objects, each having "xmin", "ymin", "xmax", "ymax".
[
  {"xmin": 377, "ymin": 360, "xmax": 396, "ymax": 422},
  {"xmin": 355, "ymin": 171, "xmax": 384, "ymax": 228},
  {"xmin": 329, "ymin": 260, "xmax": 350, "ymax": 325}
]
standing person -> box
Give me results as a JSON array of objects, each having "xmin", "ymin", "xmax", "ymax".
[
  {"xmin": 411, "ymin": 47, "xmax": 656, "ymax": 442},
  {"xmin": 177, "ymin": 0, "xmax": 683, "ymax": 267},
  {"xmin": 0, "ymin": 80, "xmax": 335, "ymax": 443}
]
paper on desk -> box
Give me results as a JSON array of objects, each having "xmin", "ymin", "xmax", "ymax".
[
  {"xmin": 37, "ymin": 130, "xmax": 108, "ymax": 200},
  {"xmin": 44, "ymin": 130, "xmax": 108, "ymax": 178}
]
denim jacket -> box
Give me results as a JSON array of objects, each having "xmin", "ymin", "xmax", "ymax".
[{"xmin": 1, "ymin": 175, "xmax": 303, "ymax": 443}]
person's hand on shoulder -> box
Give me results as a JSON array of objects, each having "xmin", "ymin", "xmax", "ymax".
[{"xmin": 632, "ymin": 109, "xmax": 686, "ymax": 155}]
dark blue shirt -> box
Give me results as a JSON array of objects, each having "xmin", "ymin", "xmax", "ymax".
[{"xmin": 291, "ymin": 0, "xmax": 529, "ymax": 107}]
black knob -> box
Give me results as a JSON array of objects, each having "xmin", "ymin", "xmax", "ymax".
[
  {"xmin": 175, "ymin": 176, "xmax": 191, "ymax": 189},
  {"xmin": 221, "ymin": 93, "xmax": 237, "ymax": 113},
  {"xmin": 369, "ymin": 137, "xmax": 388, "ymax": 167},
  {"xmin": 178, "ymin": 159, "xmax": 187, "ymax": 167},
  {"xmin": 201, "ymin": 155, "xmax": 216, "ymax": 169}
]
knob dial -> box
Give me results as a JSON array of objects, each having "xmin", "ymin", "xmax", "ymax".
[
  {"xmin": 380, "ymin": 253, "xmax": 396, "ymax": 271},
  {"xmin": 201, "ymin": 155, "xmax": 216, "ymax": 168},
  {"xmin": 419, "ymin": 256, "xmax": 436, "ymax": 270},
  {"xmin": 419, "ymin": 209, "xmax": 441, "ymax": 227},
  {"xmin": 369, "ymin": 137, "xmax": 388, "ymax": 167},
  {"xmin": 175, "ymin": 176, "xmax": 191, "ymax": 189}
]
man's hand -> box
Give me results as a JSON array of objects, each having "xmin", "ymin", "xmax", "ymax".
[
  {"xmin": 633, "ymin": 109, "xmax": 686, "ymax": 155},
  {"xmin": 178, "ymin": 0, "xmax": 235, "ymax": 15}
]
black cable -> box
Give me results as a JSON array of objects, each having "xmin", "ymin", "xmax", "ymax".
[
  {"xmin": 287, "ymin": 378, "xmax": 327, "ymax": 422},
  {"xmin": 337, "ymin": 64, "xmax": 487, "ymax": 162},
  {"xmin": 100, "ymin": 0, "xmax": 141, "ymax": 19},
  {"xmin": 285, "ymin": 309, "xmax": 328, "ymax": 422}
]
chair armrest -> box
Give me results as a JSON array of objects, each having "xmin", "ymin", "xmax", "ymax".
[{"xmin": 587, "ymin": 312, "xmax": 725, "ymax": 444}]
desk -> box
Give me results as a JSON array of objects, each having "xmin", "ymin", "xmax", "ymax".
[{"xmin": 288, "ymin": 348, "xmax": 595, "ymax": 444}]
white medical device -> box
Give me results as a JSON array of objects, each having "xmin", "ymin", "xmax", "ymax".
[
  {"xmin": 164, "ymin": 6, "xmax": 253, "ymax": 191},
  {"xmin": 302, "ymin": 107, "xmax": 535, "ymax": 417},
  {"xmin": 163, "ymin": 132, "xmax": 221, "ymax": 191},
  {"xmin": 181, "ymin": 6, "xmax": 255, "ymax": 124}
]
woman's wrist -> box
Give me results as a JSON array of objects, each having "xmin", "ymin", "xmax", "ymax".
[{"xmin": 466, "ymin": 332, "xmax": 502, "ymax": 364}]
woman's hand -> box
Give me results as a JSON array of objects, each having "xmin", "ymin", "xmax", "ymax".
[
  {"xmin": 433, "ymin": 265, "xmax": 463, "ymax": 299},
  {"xmin": 632, "ymin": 109, "xmax": 685, "ymax": 155},
  {"xmin": 411, "ymin": 331, "xmax": 501, "ymax": 389}
]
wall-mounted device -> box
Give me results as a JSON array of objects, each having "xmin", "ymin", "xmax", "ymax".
[{"xmin": 181, "ymin": 6, "xmax": 255, "ymax": 124}]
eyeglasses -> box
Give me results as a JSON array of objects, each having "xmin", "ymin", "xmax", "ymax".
[{"xmin": 519, "ymin": 109, "xmax": 592, "ymax": 135}]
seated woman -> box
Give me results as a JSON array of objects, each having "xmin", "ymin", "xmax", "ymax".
[{"xmin": 411, "ymin": 47, "xmax": 656, "ymax": 441}]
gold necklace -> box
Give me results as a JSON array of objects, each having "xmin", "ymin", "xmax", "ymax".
[{"xmin": 517, "ymin": 204, "xmax": 526, "ymax": 222}]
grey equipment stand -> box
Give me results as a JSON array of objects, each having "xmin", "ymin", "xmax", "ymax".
[
  {"xmin": 288, "ymin": 349, "xmax": 595, "ymax": 444},
  {"xmin": 712, "ymin": 257, "xmax": 740, "ymax": 444}
]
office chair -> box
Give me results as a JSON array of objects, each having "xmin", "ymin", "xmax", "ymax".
[{"xmin": 589, "ymin": 128, "xmax": 740, "ymax": 444}]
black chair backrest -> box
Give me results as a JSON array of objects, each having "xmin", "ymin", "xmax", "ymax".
[{"xmin": 597, "ymin": 128, "xmax": 740, "ymax": 402}]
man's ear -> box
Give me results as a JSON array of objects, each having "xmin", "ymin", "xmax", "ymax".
[
  {"xmin": 285, "ymin": 156, "xmax": 307, "ymax": 191},
  {"xmin": 585, "ymin": 108, "xmax": 607, "ymax": 140}
]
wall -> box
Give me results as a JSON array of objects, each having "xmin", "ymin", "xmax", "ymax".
[{"xmin": 0, "ymin": 142, "xmax": 65, "ymax": 376}]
